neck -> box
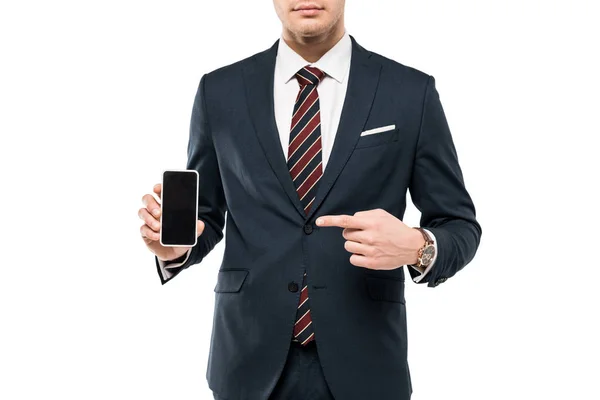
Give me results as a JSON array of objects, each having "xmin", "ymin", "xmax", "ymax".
[{"xmin": 281, "ymin": 23, "xmax": 345, "ymax": 63}]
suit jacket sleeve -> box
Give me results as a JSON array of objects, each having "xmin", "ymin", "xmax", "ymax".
[
  {"xmin": 407, "ymin": 75, "xmax": 482, "ymax": 287},
  {"xmin": 155, "ymin": 73, "xmax": 227, "ymax": 285}
]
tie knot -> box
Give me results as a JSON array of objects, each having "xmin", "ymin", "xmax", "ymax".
[{"xmin": 295, "ymin": 66, "xmax": 325, "ymax": 87}]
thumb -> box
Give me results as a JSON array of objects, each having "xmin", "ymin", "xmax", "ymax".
[{"xmin": 197, "ymin": 219, "xmax": 205, "ymax": 237}]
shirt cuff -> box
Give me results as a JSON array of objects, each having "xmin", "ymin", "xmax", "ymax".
[
  {"xmin": 409, "ymin": 228, "xmax": 438, "ymax": 283},
  {"xmin": 157, "ymin": 249, "xmax": 192, "ymax": 282}
]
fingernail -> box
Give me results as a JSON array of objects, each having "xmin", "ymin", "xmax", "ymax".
[
  {"xmin": 316, "ymin": 218, "xmax": 323, "ymax": 225},
  {"xmin": 153, "ymin": 209, "xmax": 160, "ymax": 216},
  {"xmin": 153, "ymin": 222, "xmax": 160, "ymax": 229}
]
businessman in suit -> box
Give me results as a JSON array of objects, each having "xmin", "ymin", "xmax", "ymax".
[{"xmin": 139, "ymin": 1, "xmax": 481, "ymax": 398}]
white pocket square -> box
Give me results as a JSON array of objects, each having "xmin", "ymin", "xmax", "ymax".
[{"xmin": 360, "ymin": 124, "xmax": 396, "ymax": 136}]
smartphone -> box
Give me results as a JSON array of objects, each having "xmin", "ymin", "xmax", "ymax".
[{"xmin": 159, "ymin": 169, "xmax": 199, "ymax": 247}]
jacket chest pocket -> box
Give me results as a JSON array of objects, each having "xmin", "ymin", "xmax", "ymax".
[{"xmin": 354, "ymin": 127, "xmax": 400, "ymax": 149}]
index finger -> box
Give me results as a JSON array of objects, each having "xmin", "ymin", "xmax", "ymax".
[
  {"xmin": 153, "ymin": 183, "xmax": 161, "ymax": 199},
  {"xmin": 316, "ymin": 214, "xmax": 369, "ymax": 230}
]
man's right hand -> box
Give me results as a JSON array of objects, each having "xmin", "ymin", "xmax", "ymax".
[{"xmin": 139, "ymin": 183, "xmax": 205, "ymax": 262}]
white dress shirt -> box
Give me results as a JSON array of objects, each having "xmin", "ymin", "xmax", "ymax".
[{"xmin": 158, "ymin": 30, "xmax": 437, "ymax": 283}]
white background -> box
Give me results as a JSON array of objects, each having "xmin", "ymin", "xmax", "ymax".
[{"xmin": 1, "ymin": 1, "xmax": 599, "ymax": 399}]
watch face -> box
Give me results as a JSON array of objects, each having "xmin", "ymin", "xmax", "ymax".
[{"xmin": 421, "ymin": 245, "xmax": 435, "ymax": 266}]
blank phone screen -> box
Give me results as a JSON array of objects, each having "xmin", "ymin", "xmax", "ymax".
[{"xmin": 161, "ymin": 170, "xmax": 198, "ymax": 246}]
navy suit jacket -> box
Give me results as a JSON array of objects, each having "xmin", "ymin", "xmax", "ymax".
[{"xmin": 155, "ymin": 35, "xmax": 482, "ymax": 400}]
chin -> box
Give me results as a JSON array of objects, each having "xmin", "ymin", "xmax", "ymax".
[{"xmin": 289, "ymin": 20, "xmax": 329, "ymax": 37}]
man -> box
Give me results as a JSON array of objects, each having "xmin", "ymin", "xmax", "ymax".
[{"xmin": 138, "ymin": 0, "xmax": 482, "ymax": 399}]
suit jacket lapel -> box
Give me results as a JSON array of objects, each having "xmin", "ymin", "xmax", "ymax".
[
  {"xmin": 242, "ymin": 35, "xmax": 382, "ymax": 221},
  {"xmin": 305, "ymin": 35, "xmax": 382, "ymax": 221},
  {"xmin": 242, "ymin": 39, "xmax": 308, "ymax": 218}
]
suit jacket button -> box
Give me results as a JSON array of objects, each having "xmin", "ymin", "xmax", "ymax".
[
  {"xmin": 434, "ymin": 277, "xmax": 447, "ymax": 286},
  {"xmin": 288, "ymin": 282, "xmax": 299, "ymax": 292},
  {"xmin": 303, "ymin": 224, "xmax": 313, "ymax": 234}
]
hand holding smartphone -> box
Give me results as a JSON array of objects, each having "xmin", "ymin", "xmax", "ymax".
[{"xmin": 159, "ymin": 169, "xmax": 199, "ymax": 247}]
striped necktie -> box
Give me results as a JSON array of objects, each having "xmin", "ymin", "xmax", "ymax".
[{"xmin": 287, "ymin": 65, "xmax": 325, "ymax": 346}]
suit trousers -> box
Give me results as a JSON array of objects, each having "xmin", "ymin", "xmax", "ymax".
[{"xmin": 212, "ymin": 340, "xmax": 335, "ymax": 400}]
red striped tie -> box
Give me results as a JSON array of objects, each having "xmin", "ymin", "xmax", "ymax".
[{"xmin": 287, "ymin": 65, "xmax": 325, "ymax": 346}]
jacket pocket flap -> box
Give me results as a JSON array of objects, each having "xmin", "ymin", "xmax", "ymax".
[
  {"xmin": 214, "ymin": 269, "xmax": 249, "ymax": 293},
  {"xmin": 365, "ymin": 276, "xmax": 405, "ymax": 304}
]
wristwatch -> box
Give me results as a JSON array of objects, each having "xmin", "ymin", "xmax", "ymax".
[{"xmin": 411, "ymin": 227, "xmax": 436, "ymax": 269}]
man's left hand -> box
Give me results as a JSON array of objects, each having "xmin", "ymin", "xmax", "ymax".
[{"xmin": 315, "ymin": 208, "xmax": 425, "ymax": 270}]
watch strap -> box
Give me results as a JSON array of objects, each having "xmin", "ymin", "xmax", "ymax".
[{"xmin": 415, "ymin": 227, "xmax": 433, "ymax": 244}]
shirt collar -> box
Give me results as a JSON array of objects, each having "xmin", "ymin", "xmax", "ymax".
[{"xmin": 275, "ymin": 30, "xmax": 351, "ymax": 85}]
